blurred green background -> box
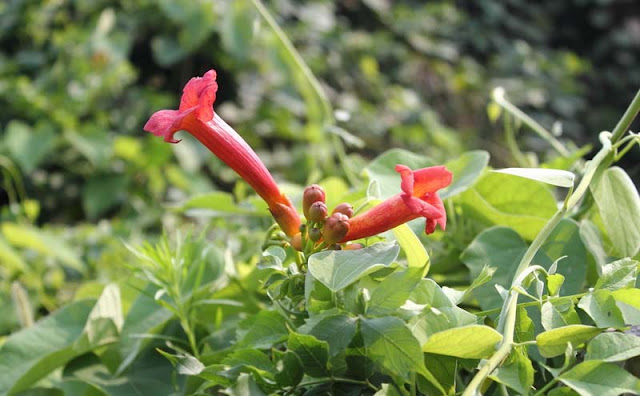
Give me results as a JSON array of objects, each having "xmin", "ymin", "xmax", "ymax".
[{"xmin": 1, "ymin": 0, "xmax": 639, "ymax": 335}]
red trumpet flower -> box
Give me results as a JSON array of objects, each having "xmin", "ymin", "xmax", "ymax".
[
  {"xmin": 144, "ymin": 70, "xmax": 301, "ymax": 237},
  {"xmin": 341, "ymin": 164, "xmax": 452, "ymax": 242}
]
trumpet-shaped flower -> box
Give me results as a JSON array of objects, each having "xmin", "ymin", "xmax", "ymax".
[
  {"xmin": 341, "ymin": 164, "xmax": 452, "ymax": 242},
  {"xmin": 144, "ymin": 70, "xmax": 301, "ymax": 237}
]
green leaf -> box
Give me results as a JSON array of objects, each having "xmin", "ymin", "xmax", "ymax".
[
  {"xmin": 219, "ymin": 0, "xmax": 256, "ymax": 61},
  {"xmin": 82, "ymin": 174, "xmax": 128, "ymax": 220},
  {"xmin": 591, "ymin": 166, "xmax": 640, "ymax": 257},
  {"xmin": 157, "ymin": 349, "xmax": 205, "ymax": 375},
  {"xmin": 298, "ymin": 312, "xmax": 357, "ymax": 357},
  {"xmin": 236, "ymin": 310, "xmax": 288, "ymax": 349},
  {"xmin": 374, "ymin": 383, "xmax": 403, "ymax": 396},
  {"xmin": 579, "ymin": 220, "xmax": 607, "ymax": 271},
  {"xmin": 462, "ymin": 220, "xmax": 587, "ymax": 311},
  {"xmin": 0, "ymin": 299, "xmax": 95, "ymax": 395},
  {"xmin": 391, "ymin": 224, "xmax": 429, "ymax": 272},
  {"xmin": 364, "ymin": 149, "xmax": 434, "ymax": 199},
  {"xmin": 422, "ymin": 325, "xmax": 502, "ymax": 359},
  {"xmin": 114, "ymin": 285, "xmax": 173, "ymax": 375},
  {"xmin": 308, "ymin": 242, "xmax": 400, "ymax": 292},
  {"xmin": 439, "ymin": 150, "xmax": 490, "ymax": 199},
  {"xmin": 0, "ymin": 235, "xmax": 26, "ymax": 274},
  {"xmin": 274, "ymin": 351, "xmax": 303, "ymax": 388},
  {"xmin": 458, "ymin": 172, "xmax": 558, "ymax": 240},
  {"xmin": 287, "ymin": 332, "xmax": 330, "ymax": 378},
  {"xmin": 5, "ymin": 120, "xmax": 56, "ymax": 172},
  {"xmin": 594, "ymin": 258, "xmax": 639, "ymax": 291},
  {"xmin": 541, "ymin": 300, "xmax": 581, "ymax": 331},
  {"xmin": 492, "ymin": 167, "xmax": 575, "ymax": 187},
  {"xmin": 585, "ymin": 332, "xmax": 640, "ymax": 362},
  {"xmin": 461, "ymin": 227, "xmax": 528, "ymax": 311},
  {"xmin": 559, "ymin": 360, "xmax": 640, "ymax": 396},
  {"xmin": 490, "ymin": 347, "xmax": 534, "ymax": 395},
  {"xmin": 367, "ymin": 266, "xmax": 425, "ymax": 315},
  {"xmin": 577, "ymin": 290, "xmax": 626, "ymax": 328},
  {"xmin": 180, "ymin": 191, "xmax": 260, "ymax": 216},
  {"xmin": 536, "ymin": 325, "xmax": 602, "ymax": 358},
  {"xmin": 1, "ymin": 223, "xmax": 83, "ymax": 272},
  {"xmin": 547, "ymin": 274, "xmax": 565, "ymax": 296},
  {"xmin": 360, "ymin": 317, "xmax": 431, "ymax": 383},
  {"xmin": 612, "ymin": 288, "xmax": 640, "ymax": 326},
  {"xmin": 82, "ymin": 284, "xmax": 123, "ymax": 346}
]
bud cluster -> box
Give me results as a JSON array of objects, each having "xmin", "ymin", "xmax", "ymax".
[{"xmin": 298, "ymin": 184, "xmax": 356, "ymax": 253}]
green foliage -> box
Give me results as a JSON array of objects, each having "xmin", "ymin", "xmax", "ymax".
[{"xmin": 2, "ymin": 1, "xmax": 640, "ymax": 395}]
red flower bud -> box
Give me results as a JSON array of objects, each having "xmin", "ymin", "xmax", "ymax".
[
  {"xmin": 307, "ymin": 201, "xmax": 328, "ymax": 223},
  {"xmin": 332, "ymin": 203, "xmax": 354, "ymax": 218},
  {"xmin": 303, "ymin": 184, "xmax": 326, "ymax": 219},
  {"xmin": 322, "ymin": 213, "xmax": 350, "ymax": 245}
]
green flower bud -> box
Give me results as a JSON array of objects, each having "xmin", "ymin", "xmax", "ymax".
[{"xmin": 308, "ymin": 227, "xmax": 322, "ymax": 242}]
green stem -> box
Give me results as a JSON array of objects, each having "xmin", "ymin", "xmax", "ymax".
[
  {"xmin": 493, "ymin": 88, "xmax": 570, "ymax": 157},
  {"xmin": 464, "ymin": 88, "xmax": 640, "ymax": 395},
  {"xmin": 610, "ymin": 89, "xmax": 640, "ymax": 143},
  {"xmin": 532, "ymin": 377, "xmax": 560, "ymax": 396}
]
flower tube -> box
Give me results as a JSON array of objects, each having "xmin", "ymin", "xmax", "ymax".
[
  {"xmin": 144, "ymin": 70, "xmax": 300, "ymax": 237},
  {"xmin": 341, "ymin": 164, "xmax": 452, "ymax": 242}
]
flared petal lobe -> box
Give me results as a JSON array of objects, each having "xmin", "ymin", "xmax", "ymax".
[
  {"xmin": 143, "ymin": 69, "xmax": 301, "ymax": 237},
  {"xmin": 341, "ymin": 164, "xmax": 452, "ymax": 242}
]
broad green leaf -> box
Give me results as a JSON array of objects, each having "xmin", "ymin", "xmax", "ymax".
[
  {"xmin": 577, "ymin": 290, "xmax": 625, "ymax": 328},
  {"xmin": 422, "ymin": 325, "xmax": 502, "ymax": 358},
  {"xmin": 114, "ymin": 285, "xmax": 173, "ymax": 375},
  {"xmin": 360, "ymin": 316, "xmax": 439, "ymax": 389},
  {"xmin": 579, "ymin": 220, "xmax": 607, "ymax": 272},
  {"xmin": 179, "ymin": 191, "xmax": 261, "ymax": 216},
  {"xmin": 1, "ymin": 223, "xmax": 83, "ymax": 272},
  {"xmin": 308, "ymin": 242, "xmax": 400, "ymax": 292},
  {"xmin": 492, "ymin": 168, "xmax": 575, "ymax": 187},
  {"xmin": 374, "ymin": 383, "xmax": 403, "ymax": 396},
  {"xmin": 287, "ymin": 332, "xmax": 330, "ymax": 378},
  {"xmin": 364, "ymin": 149, "xmax": 434, "ymax": 199},
  {"xmin": 439, "ymin": 150, "xmax": 490, "ymax": 199},
  {"xmin": 547, "ymin": 387, "xmax": 580, "ymax": 396},
  {"xmin": 462, "ymin": 220, "xmax": 587, "ymax": 311},
  {"xmin": 547, "ymin": 274, "xmax": 565, "ymax": 296},
  {"xmin": 458, "ymin": 172, "xmax": 557, "ymax": 240},
  {"xmin": 157, "ymin": 349, "xmax": 205, "ymax": 375},
  {"xmin": 591, "ymin": 166, "xmax": 640, "ymax": 257},
  {"xmin": 274, "ymin": 351, "xmax": 303, "ymax": 388},
  {"xmin": 64, "ymin": 347, "xmax": 180, "ymax": 396},
  {"xmin": 81, "ymin": 284, "xmax": 123, "ymax": 347},
  {"xmin": 490, "ymin": 347, "xmax": 534, "ymax": 395},
  {"xmin": 559, "ymin": 360, "xmax": 640, "ymax": 396},
  {"xmin": 0, "ymin": 299, "xmax": 95, "ymax": 395},
  {"xmin": 236, "ymin": 310, "xmax": 287, "ymax": 349},
  {"xmin": 612, "ymin": 288, "xmax": 640, "ymax": 326},
  {"xmin": 367, "ymin": 266, "xmax": 425, "ymax": 315},
  {"xmin": 594, "ymin": 258, "xmax": 639, "ymax": 291},
  {"xmin": 82, "ymin": 174, "xmax": 128, "ymax": 220},
  {"xmin": 585, "ymin": 332, "xmax": 640, "ymax": 362},
  {"xmin": 536, "ymin": 325, "xmax": 602, "ymax": 358},
  {"xmin": 461, "ymin": 227, "xmax": 528, "ymax": 311},
  {"xmin": 5, "ymin": 120, "xmax": 56, "ymax": 172},
  {"xmin": 541, "ymin": 300, "xmax": 581, "ymax": 331},
  {"xmin": 391, "ymin": 224, "xmax": 429, "ymax": 272},
  {"xmin": 298, "ymin": 313, "xmax": 357, "ymax": 357}
]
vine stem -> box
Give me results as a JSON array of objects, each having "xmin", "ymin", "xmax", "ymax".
[
  {"xmin": 249, "ymin": 0, "xmax": 359, "ymax": 186},
  {"xmin": 492, "ymin": 87, "xmax": 570, "ymax": 157},
  {"xmin": 463, "ymin": 88, "xmax": 640, "ymax": 396}
]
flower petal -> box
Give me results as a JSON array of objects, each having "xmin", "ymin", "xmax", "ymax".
[
  {"xmin": 395, "ymin": 164, "xmax": 415, "ymax": 195},
  {"xmin": 143, "ymin": 109, "xmax": 183, "ymax": 143},
  {"xmin": 179, "ymin": 70, "xmax": 218, "ymax": 123},
  {"xmin": 412, "ymin": 166, "xmax": 453, "ymax": 196}
]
